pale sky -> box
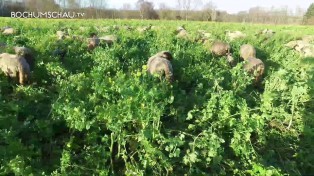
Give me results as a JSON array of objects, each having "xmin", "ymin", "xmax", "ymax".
[{"xmin": 106, "ymin": 0, "xmax": 312, "ymax": 14}]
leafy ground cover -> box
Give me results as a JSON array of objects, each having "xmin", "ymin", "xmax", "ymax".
[{"xmin": 0, "ymin": 18, "xmax": 314, "ymax": 175}]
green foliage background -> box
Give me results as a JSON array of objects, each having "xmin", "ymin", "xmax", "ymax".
[
  {"xmin": 0, "ymin": 18, "xmax": 314, "ymax": 175},
  {"xmin": 305, "ymin": 3, "xmax": 314, "ymax": 19},
  {"xmin": 304, "ymin": 3, "xmax": 314, "ymax": 24}
]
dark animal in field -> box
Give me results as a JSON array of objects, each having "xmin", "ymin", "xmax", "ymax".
[
  {"xmin": 71, "ymin": 35, "xmax": 84, "ymax": 41},
  {"xmin": 198, "ymin": 30, "xmax": 211, "ymax": 38},
  {"xmin": 285, "ymin": 40, "xmax": 307, "ymax": 49},
  {"xmin": 211, "ymin": 41, "xmax": 231, "ymax": 57},
  {"xmin": 112, "ymin": 25, "xmax": 120, "ymax": 31},
  {"xmin": 257, "ymin": 29, "xmax": 275, "ymax": 36},
  {"xmin": 137, "ymin": 25, "xmax": 152, "ymax": 33},
  {"xmin": 285, "ymin": 40, "xmax": 314, "ymax": 57},
  {"xmin": 255, "ymin": 29, "xmax": 275, "ymax": 41},
  {"xmin": 147, "ymin": 51, "xmax": 174, "ymax": 83},
  {"xmin": 195, "ymin": 30, "xmax": 212, "ymax": 44},
  {"xmin": 151, "ymin": 25, "xmax": 160, "ymax": 30},
  {"xmin": 123, "ymin": 25, "xmax": 134, "ymax": 31},
  {"xmin": 211, "ymin": 41, "xmax": 236, "ymax": 65},
  {"xmin": 175, "ymin": 26, "xmax": 185, "ymax": 33},
  {"xmin": 226, "ymin": 54, "xmax": 236, "ymax": 66},
  {"xmin": 53, "ymin": 48, "xmax": 67, "ymax": 61},
  {"xmin": 2, "ymin": 27, "xmax": 15, "ymax": 35},
  {"xmin": 13, "ymin": 46, "xmax": 34, "ymax": 69},
  {"xmin": 79, "ymin": 26, "xmax": 87, "ymax": 32},
  {"xmin": 243, "ymin": 57, "xmax": 265, "ymax": 83},
  {"xmin": 87, "ymin": 33, "xmax": 100, "ymax": 50},
  {"xmin": 198, "ymin": 30, "xmax": 212, "ymax": 40},
  {"xmin": 240, "ymin": 44, "xmax": 256, "ymax": 60},
  {"xmin": 226, "ymin": 30, "xmax": 246, "ymax": 41},
  {"xmin": 175, "ymin": 26, "xmax": 189, "ymax": 38},
  {"xmin": 302, "ymin": 35, "xmax": 314, "ymax": 43},
  {"xmin": 0, "ymin": 53, "xmax": 30, "ymax": 85},
  {"xmin": 99, "ymin": 35, "xmax": 117, "ymax": 46},
  {"xmin": 56, "ymin": 30, "xmax": 69, "ymax": 40}
]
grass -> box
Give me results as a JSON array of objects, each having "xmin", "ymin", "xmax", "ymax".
[{"xmin": 0, "ymin": 18, "xmax": 313, "ymax": 175}]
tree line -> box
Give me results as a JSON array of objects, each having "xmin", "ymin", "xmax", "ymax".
[{"xmin": 0, "ymin": 0, "xmax": 313, "ymax": 25}]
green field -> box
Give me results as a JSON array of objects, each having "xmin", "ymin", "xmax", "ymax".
[{"xmin": 0, "ymin": 18, "xmax": 314, "ymax": 175}]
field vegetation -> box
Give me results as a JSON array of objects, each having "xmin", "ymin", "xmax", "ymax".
[{"xmin": 0, "ymin": 18, "xmax": 314, "ymax": 175}]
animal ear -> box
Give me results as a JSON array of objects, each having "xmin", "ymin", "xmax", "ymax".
[{"xmin": 161, "ymin": 51, "xmax": 173, "ymax": 60}]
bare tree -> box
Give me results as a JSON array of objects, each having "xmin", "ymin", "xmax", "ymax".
[
  {"xmin": 25, "ymin": 0, "xmax": 60, "ymax": 12},
  {"xmin": 159, "ymin": 3, "xmax": 172, "ymax": 20},
  {"xmin": 215, "ymin": 11, "xmax": 228, "ymax": 22},
  {"xmin": 67, "ymin": 0, "xmax": 80, "ymax": 9},
  {"xmin": 202, "ymin": 1, "xmax": 216, "ymax": 21},
  {"xmin": 95, "ymin": 0, "xmax": 106, "ymax": 18},
  {"xmin": 267, "ymin": 6, "xmax": 289, "ymax": 24},
  {"xmin": 295, "ymin": 6, "xmax": 305, "ymax": 17},
  {"xmin": 86, "ymin": 0, "xmax": 106, "ymax": 18},
  {"xmin": 177, "ymin": 0, "xmax": 191, "ymax": 21},
  {"xmin": 176, "ymin": 0, "xmax": 182, "ymax": 19},
  {"xmin": 121, "ymin": 3, "xmax": 132, "ymax": 19},
  {"xmin": 279, "ymin": 6, "xmax": 289, "ymax": 23},
  {"xmin": 177, "ymin": 0, "xmax": 202, "ymax": 21},
  {"xmin": 137, "ymin": 0, "xmax": 144, "ymax": 19},
  {"xmin": 192, "ymin": 0, "xmax": 203, "ymax": 10},
  {"xmin": 122, "ymin": 3, "xmax": 131, "ymax": 10},
  {"xmin": 136, "ymin": 0, "xmax": 158, "ymax": 19},
  {"xmin": 237, "ymin": 11, "xmax": 248, "ymax": 23},
  {"xmin": 248, "ymin": 6, "xmax": 266, "ymax": 23}
]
